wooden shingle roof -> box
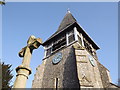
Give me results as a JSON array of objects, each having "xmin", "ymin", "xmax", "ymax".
[
  {"xmin": 43, "ymin": 11, "xmax": 76, "ymax": 45},
  {"xmin": 43, "ymin": 11, "xmax": 100, "ymax": 50}
]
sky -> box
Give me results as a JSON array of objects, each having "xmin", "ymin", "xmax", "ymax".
[
  {"xmin": 4, "ymin": 0, "xmax": 120, "ymax": 2},
  {"xmin": 1, "ymin": 2, "xmax": 118, "ymax": 88}
]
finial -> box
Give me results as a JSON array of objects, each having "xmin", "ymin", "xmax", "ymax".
[{"xmin": 67, "ymin": 8, "xmax": 71, "ymax": 13}]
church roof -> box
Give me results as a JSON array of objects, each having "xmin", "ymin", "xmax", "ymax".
[
  {"xmin": 109, "ymin": 83, "xmax": 120, "ymax": 88},
  {"xmin": 43, "ymin": 11, "xmax": 100, "ymax": 50},
  {"xmin": 43, "ymin": 11, "xmax": 76, "ymax": 44},
  {"xmin": 57, "ymin": 10, "xmax": 77, "ymax": 32}
]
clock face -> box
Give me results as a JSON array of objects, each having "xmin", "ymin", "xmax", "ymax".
[
  {"xmin": 88, "ymin": 55, "xmax": 95, "ymax": 67},
  {"xmin": 52, "ymin": 52, "xmax": 62, "ymax": 64}
]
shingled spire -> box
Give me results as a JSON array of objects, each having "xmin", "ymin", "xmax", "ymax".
[
  {"xmin": 43, "ymin": 10, "xmax": 77, "ymax": 44},
  {"xmin": 57, "ymin": 10, "xmax": 77, "ymax": 32}
]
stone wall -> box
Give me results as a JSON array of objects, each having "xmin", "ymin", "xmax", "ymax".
[
  {"xmin": 97, "ymin": 61, "xmax": 111, "ymax": 88},
  {"xmin": 32, "ymin": 45, "xmax": 80, "ymax": 88},
  {"xmin": 32, "ymin": 42, "xmax": 112, "ymax": 88},
  {"xmin": 73, "ymin": 42, "xmax": 103, "ymax": 88},
  {"xmin": 32, "ymin": 60, "xmax": 46, "ymax": 88}
]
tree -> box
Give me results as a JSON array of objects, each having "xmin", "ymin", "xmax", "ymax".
[{"xmin": 1, "ymin": 62, "xmax": 13, "ymax": 88}]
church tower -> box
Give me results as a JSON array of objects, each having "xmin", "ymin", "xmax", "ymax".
[{"xmin": 32, "ymin": 11, "xmax": 114, "ymax": 88}]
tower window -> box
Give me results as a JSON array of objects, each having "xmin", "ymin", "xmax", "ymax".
[
  {"xmin": 67, "ymin": 30, "xmax": 75, "ymax": 44},
  {"xmin": 93, "ymin": 51, "xmax": 97, "ymax": 59},
  {"xmin": 83, "ymin": 39, "xmax": 93, "ymax": 55},
  {"xmin": 52, "ymin": 34, "xmax": 66, "ymax": 52},
  {"xmin": 46, "ymin": 47, "xmax": 52, "ymax": 56},
  {"xmin": 45, "ymin": 34, "xmax": 66, "ymax": 57},
  {"xmin": 68, "ymin": 34, "xmax": 75, "ymax": 44},
  {"xmin": 77, "ymin": 35, "xmax": 82, "ymax": 45}
]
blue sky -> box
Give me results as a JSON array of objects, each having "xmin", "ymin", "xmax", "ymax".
[{"xmin": 2, "ymin": 2, "xmax": 118, "ymax": 88}]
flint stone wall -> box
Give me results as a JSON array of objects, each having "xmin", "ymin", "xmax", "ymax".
[{"xmin": 32, "ymin": 46, "xmax": 80, "ymax": 88}]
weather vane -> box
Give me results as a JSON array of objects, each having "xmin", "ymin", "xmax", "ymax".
[
  {"xmin": 67, "ymin": 8, "xmax": 70, "ymax": 13},
  {"xmin": 0, "ymin": 0, "xmax": 5, "ymax": 6}
]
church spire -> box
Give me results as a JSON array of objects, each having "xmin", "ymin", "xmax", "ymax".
[
  {"xmin": 43, "ymin": 10, "xmax": 77, "ymax": 45},
  {"xmin": 57, "ymin": 9, "xmax": 76, "ymax": 32}
]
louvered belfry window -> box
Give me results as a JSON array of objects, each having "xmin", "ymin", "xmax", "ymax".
[
  {"xmin": 52, "ymin": 34, "xmax": 66, "ymax": 52},
  {"xmin": 68, "ymin": 30, "xmax": 75, "ymax": 44},
  {"xmin": 77, "ymin": 35, "xmax": 82, "ymax": 45},
  {"xmin": 46, "ymin": 47, "xmax": 52, "ymax": 56},
  {"xmin": 83, "ymin": 39, "xmax": 93, "ymax": 55}
]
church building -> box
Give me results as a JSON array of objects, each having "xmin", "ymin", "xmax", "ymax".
[{"xmin": 32, "ymin": 10, "xmax": 118, "ymax": 88}]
